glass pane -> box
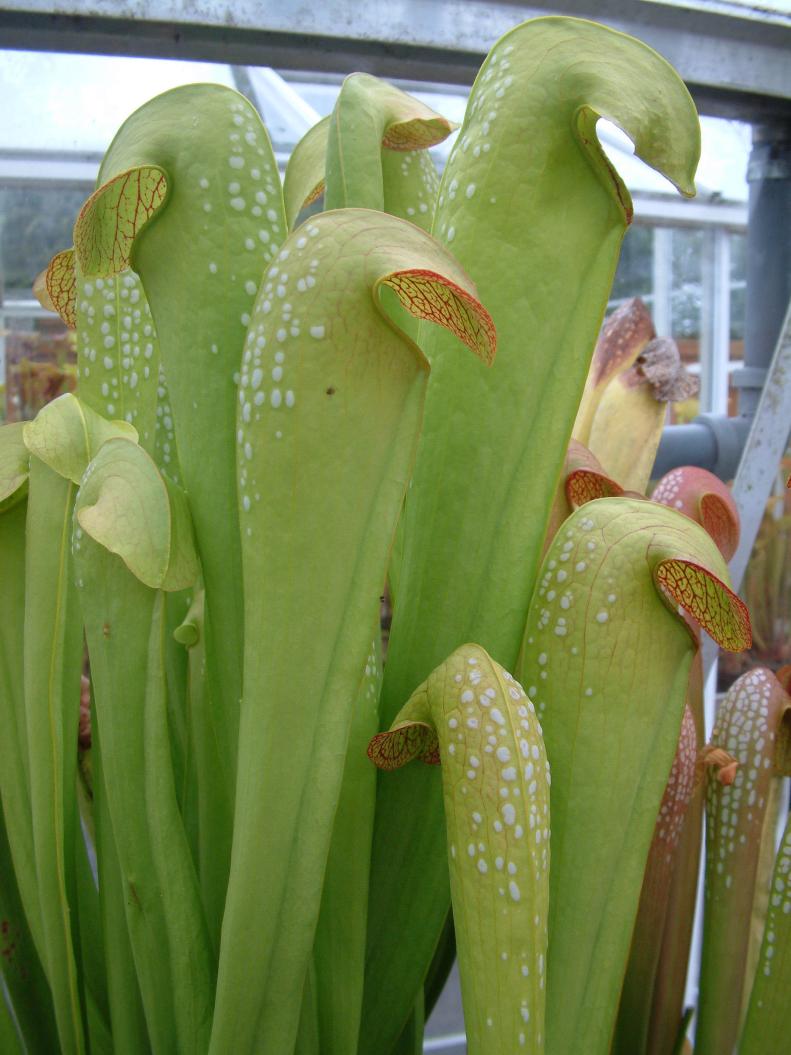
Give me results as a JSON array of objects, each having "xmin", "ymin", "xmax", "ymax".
[
  {"xmin": 730, "ymin": 229, "xmax": 747, "ymax": 344},
  {"xmin": 671, "ymin": 228, "xmax": 704, "ymax": 341},
  {"xmin": 610, "ymin": 224, "xmax": 653, "ymax": 303},
  {"xmin": 0, "ymin": 184, "xmax": 86, "ymax": 421}
]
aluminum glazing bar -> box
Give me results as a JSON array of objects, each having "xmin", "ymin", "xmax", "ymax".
[{"xmin": 0, "ymin": 0, "xmax": 790, "ymax": 119}]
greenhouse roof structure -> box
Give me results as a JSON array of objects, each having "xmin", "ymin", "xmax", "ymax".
[
  {"xmin": 1, "ymin": 0, "xmax": 789, "ymax": 121},
  {"xmin": 0, "ymin": 48, "xmax": 751, "ymax": 230}
]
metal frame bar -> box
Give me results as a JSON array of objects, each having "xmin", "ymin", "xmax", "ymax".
[
  {"xmin": 423, "ymin": 1032, "xmax": 467, "ymax": 1052},
  {"xmin": 0, "ymin": 0, "xmax": 790, "ymax": 120},
  {"xmin": 729, "ymin": 296, "xmax": 791, "ymax": 590},
  {"xmin": 0, "ymin": 159, "xmax": 750, "ymax": 231},
  {"xmin": 699, "ymin": 226, "xmax": 732, "ymax": 413},
  {"xmin": 651, "ymin": 226, "xmax": 674, "ymax": 335}
]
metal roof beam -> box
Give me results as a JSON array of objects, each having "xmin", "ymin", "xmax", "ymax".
[{"xmin": 1, "ymin": 0, "xmax": 790, "ymax": 120}]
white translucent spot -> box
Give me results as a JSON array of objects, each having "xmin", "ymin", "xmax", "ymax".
[
  {"xmin": 285, "ymin": 390, "xmax": 295, "ymax": 408},
  {"xmin": 310, "ymin": 325, "xmax": 325, "ymax": 339},
  {"xmin": 270, "ymin": 389, "xmax": 282, "ymax": 408},
  {"xmin": 502, "ymin": 803, "xmax": 516, "ymax": 825},
  {"xmin": 245, "ymin": 280, "xmax": 257, "ymax": 296},
  {"xmin": 596, "ymin": 611, "xmax": 609, "ymax": 624},
  {"xmin": 509, "ymin": 881, "xmax": 521, "ymax": 902},
  {"xmin": 229, "ymin": 156, "xmax": 244, "ymax": 169}
]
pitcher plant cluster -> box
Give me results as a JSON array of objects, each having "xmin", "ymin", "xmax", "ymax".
[{"xmin": 0, "ymin": 14, "xmax": 787, "ymax": 1055}]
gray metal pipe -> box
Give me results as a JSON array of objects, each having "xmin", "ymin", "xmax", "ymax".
[
  {"xmin": 653, "ymin": 119, "xmax": 791, "ymax": 483},
  {"xmin": 737, "ymin": 119, "xmax": 791, "ymax": 417},
  {"xmin": 652, "ymin": 415, "xmax": 750, "ymax": 480}
]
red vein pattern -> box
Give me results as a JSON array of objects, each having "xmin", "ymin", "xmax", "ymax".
[
  {"xmin": 367, "ymin": 721, "xmax": 439, "ymax": 770},
  {"xmin": 42, "ymin": 248, "xmax": 77, "ymax": 330},
  {"xmin": 565, "ymin": 468, "xmax": 624, "ymax": 508},
  {"xmin": 655, "ymin": 558, "xmax": 751, "ymax": 653},
  {"xmin": 382, "ymin": 118, "xmax": 455, "ymax": 151},
  {"xmin": 653, "ymin": 467, "xmax": 739, "ymax": 562},
  {"xmin": 699, "ymin": 492, "xmax": 739, "ymax": 563},
  {"xmin": 74, "ymin": 165, "xmax": 168, "ymax": 277},
  {"xmin": 383, "ymin": 269, "xmax": 496, "ymax": 364}
]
